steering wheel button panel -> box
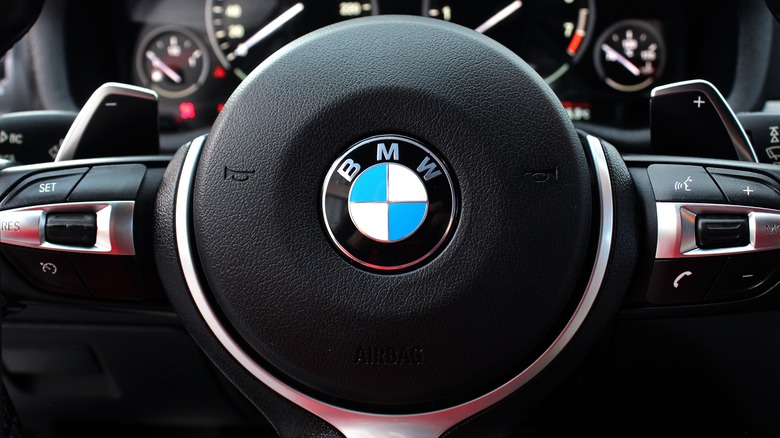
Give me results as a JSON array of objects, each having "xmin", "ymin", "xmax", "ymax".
[
  {"xmin": 657, "ymin": 202, "xmax": 780, "ymax": 258},
  {"xmin": 646, "ymin": 164, "xmax": 725, "ymax": 203},
  {"xmin": 0, "ymin": 202, "xmax": 135, "ymax": 255},
  {"xmin": 647, "ymin": 258, "xmax": 726, "ymax": 305},
  {"xmin": 0, "ymin": 167, "xmax": 87, "ymax": 210},
  {"xmin": 0, "ymin": 111, "xmax": 77, "ymax": 165},
  {"xmin": 0, "ymin": 245, "xmax": 88, "ymax": 296}
]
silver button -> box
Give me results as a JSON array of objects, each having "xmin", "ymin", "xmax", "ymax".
[
  {"xmin": 751, "ymin": 212, "xmax": 780, "ymax": 250},
  {"xmin": 0, "ymin": 210, "xmax": 44, "ymax": 246}
]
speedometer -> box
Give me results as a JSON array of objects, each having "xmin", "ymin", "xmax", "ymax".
[
  {"xmin": 422, "ymin": 0, "xmax": 594, "ymax": 84},
  {"xmin": 207, "ymin": 0, "xmax": 378, "ymax": 80}
]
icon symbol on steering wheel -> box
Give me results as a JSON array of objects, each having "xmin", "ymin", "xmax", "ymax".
[
  {"xmin": 40, "ymin": 262, "xmax": 58, "ymax": 275},
  {"xmin": 673, "ymin": 270, "xmax": 692, "ymax": 288}
]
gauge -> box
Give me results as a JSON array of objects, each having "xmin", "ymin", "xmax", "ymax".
[
  {"xmin": 207, "ymin": 0, "xmax": 379, "ymax": 80},
  {"xmin": 136, "ymin": 26, "xmax": 210, "ymax": 98},
  {"xmin": 594, "ymin": 20, "xmax": 665, "ymax": 92},
  {"xmin": 422, "ymin": 0, "xmax": 593, "ymax": 84}
]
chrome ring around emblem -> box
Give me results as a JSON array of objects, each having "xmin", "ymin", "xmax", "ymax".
[{"xmin": 321, "ymin": 135, "xmax": 457, "ymax": 271}]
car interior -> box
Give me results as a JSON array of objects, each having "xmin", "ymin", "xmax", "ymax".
[{"xmin": 2, "ymin": 0, "xmax": 780, "ymax": 437}]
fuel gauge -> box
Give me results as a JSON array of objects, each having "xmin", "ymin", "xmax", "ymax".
[
  {"xmin": 136, "ymin": 26, "xmax": 210, "ymax": 98},
  {"xmin": 594, "ymin": 20, "xmax": 665, "ymax": 92}
]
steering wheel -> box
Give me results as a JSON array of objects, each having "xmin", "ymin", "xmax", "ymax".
[
  {"xmin": 160, "ymin": 16, "xmax": 631, "ymax": 435},
  {"xmin": 4, "ymin": 15, "xmax": 779, "ymax": 436}
]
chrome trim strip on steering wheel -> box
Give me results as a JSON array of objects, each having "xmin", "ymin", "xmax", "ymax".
[
  {"xmin": 656, "ymin": 202, "xmax": 780, "ymax": 258},
  {"xmin": 174, "ymin": 134, "xmax": 615, "ymax": 437},
  {"xmin": 0, "ymin": 201, "xmax": 136, "ymax": 255}
]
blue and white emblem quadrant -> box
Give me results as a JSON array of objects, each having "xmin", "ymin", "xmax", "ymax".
[{"xmin": 348, "ymin": 163, "xmax": 428, "ymax": 242}]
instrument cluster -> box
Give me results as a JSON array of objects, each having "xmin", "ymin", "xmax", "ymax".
[{"xmin": 68, "ymin": 0, "xmax": 738, "ymax": 133}]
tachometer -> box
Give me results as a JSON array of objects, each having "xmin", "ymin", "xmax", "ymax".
[
  {"xmin": 422, "ymin": 0, "xmax": 594, "ymax": 84},
  {"xmin": 207, "ymin": 0, "xmax": 378, "ymax": 80}
]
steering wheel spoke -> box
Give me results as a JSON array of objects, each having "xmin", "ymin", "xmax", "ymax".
[
  {"xmin": 0, "ymin": 155, "xmax": 171, "ymax": 306},
  {"xmin": 624, "ymin": 154, "xmax": 780, "ymax": 313}
]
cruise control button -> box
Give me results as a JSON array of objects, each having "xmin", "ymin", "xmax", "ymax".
[
  {"xmin": 0, "ymin": 168, "xmax": 88, "ymax": 209},
  {"xmin": 67, "ymin": 164, "xmax": 147, "ymax": 202},
  {"xmin": 1, "ymin": 246, "xmax": 88, "ymax": 296},
  {"xmin": 647, "ymin": 258, "xmax": 726, "ymax": 305},
  {"xmin": 646, "ymin": 164, "xmax": 726, "ymax": 203},
  {"xmin": 0, "ymin": 210, "xmax": 43, "ymax": 246},
  {"xmin": 707, "ymin": 252, "xmax": 780, "ymax": 302},
  {"xmin": 45, "ymin": 213, "xmax": 97, "ymax": 247},
  {"xmin": 708, "ymin": 168, "xmax": 780, "ymax": 209}
]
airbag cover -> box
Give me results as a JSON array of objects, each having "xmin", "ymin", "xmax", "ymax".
[{"xmin": 191, "ymin": 16, "xmax": 592, "ymax": 409}]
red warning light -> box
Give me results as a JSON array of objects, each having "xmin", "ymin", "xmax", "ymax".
[
  {"xmin": 179, "ymin": 102, "xmax": 196, "ymax": 120},
  {"xmin": 217, "ymin": 103, "xmax": 225, "ymax": 113},
  {"xmin": 213, "ymin": 66, "xmax": 227, "ymax": 79}
]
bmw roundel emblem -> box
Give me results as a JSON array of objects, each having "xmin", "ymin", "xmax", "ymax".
[{"xmin": 322, "ymin": 135, "xmax": 457, "ymax": 271}]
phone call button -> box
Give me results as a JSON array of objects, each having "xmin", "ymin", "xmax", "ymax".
[{"xmin": 647, "ymin": 258, "xmax": 726, "ymax": 305}]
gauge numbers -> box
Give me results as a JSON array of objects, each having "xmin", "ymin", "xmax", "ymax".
[
  {"xmin": 207, "ymin": 0, "xmax": 378, "ymax": 80},
  {"xmin": 422, "ymin": 0, "xmax": 594, "ymax": 84}
]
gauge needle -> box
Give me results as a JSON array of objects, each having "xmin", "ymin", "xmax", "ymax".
[
  {"xmin": 474, "ymin": 1, "xmax": 522, "ymax": 34},
  {"xmin": 227, "ymin": 3, "xmax": 305, "ymax": 61},
  {"xmin": 145, "ymin": 50, "xmax": 183, "ymax": 84},
  {"xmin": 601, "ymin": 44, "xmax": 641, "ymax": 77}
]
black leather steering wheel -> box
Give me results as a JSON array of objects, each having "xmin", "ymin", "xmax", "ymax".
[
  {"xmin": 153, "ymin": 16, "xmax": 637, "ymax": 436},
  {"xmin": 4, "ymin": 13, "xmax": 780, "ymax": 437}
]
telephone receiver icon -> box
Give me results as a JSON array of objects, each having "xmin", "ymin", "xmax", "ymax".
[{"xmin": 673, "ymin": 271, "xmax": 693, "ymax": 288}]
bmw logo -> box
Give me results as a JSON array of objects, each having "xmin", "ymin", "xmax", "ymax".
[{"xmin": 322, "ymin": 135, "xmax": 457, "ymax": 271}]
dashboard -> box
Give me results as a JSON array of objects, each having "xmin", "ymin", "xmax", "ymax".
[{"xmin": 59, "ymin": 0, "xmax": 741, "ymax": 135}]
